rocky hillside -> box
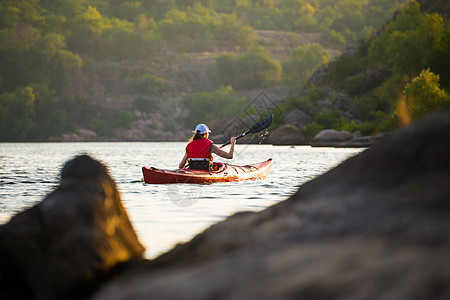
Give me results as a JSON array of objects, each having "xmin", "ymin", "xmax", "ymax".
[{"xmin": 59, "ymin": 30, "xmax": 341, "ymax": 142}]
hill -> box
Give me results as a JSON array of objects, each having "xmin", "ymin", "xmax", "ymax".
[{"xmin": 2, "ymin": 0, "xmax": 447, "ymax": 142}]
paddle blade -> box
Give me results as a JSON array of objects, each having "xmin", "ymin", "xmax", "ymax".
[{"xmin": 249, "ymin": 114, "xmax": 274, "ymax": 134}]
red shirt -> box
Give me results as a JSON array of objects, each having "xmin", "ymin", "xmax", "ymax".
[{"xmin": 186, "ymin": 138, "xmax": 213, "ymax": 161}]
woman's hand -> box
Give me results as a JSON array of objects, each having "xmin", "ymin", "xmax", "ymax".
[{"xmin": 230, "ymin": 137, "xmax": 236, "ymax": 144}]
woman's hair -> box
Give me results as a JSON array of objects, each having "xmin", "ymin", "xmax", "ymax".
[{"xmin": 189, "ymin": 131, "xmax": 205, "ymax": 142}]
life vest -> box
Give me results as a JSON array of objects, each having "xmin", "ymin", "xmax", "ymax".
[{"xmin": 186, "ymin": 138, "xmax": 213, "ymax": 161}]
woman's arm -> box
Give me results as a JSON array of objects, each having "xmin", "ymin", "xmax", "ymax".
[
  {"xmin": 211, "ymin": 137, "xmax": 236, "ymax": 159},
  {"xmin": 179, "ymin": 152, "xmax": 188, "ymax": 169}
]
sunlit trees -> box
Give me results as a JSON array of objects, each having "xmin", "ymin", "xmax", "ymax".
[
  {"xmin": 402, "ymin": 69, "xmax": 450, "ymax": 121},
  {"xmin": 186, "ymin": 85, "xmax": 248, "ymax": 125},
  {"xmin": 68, "ymin": 5, "xmax": 110, "ymax": 54},
  {"xmin": 369, "ymin": 3, "xmax": 447, "ymax": 78},
  {"xmin": 216, "ymin": 46, "xmax": 281, "ymax": 89},
  {"xmin": 282, "ymin": 43, "xmax": 330, "ymax": 87}
]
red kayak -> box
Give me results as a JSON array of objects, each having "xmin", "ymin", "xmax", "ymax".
[{"xmin": 142, "ymin": 159, "xmax": 273, "ymax": 184}]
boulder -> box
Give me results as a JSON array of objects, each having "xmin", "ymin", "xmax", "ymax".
[
  {"xmin": 268, "ymin": 124, "xmax": 307, "ymax": 145},
  {"xmin": 283, "ymin": 109, "xmax": 313, "ymax": 125},
  {"xmin": 0, "ymin": 155, "xmax": 145, "ymax": 300},
  {"xmin": 312, "ymin": 129, "xmax": 352, "ymax": 146},
  {"xmin": 91, "ymin": 110, "xmax": 450, "ymax": 300},
  {"xmin": 314, "ymin": 99, "xmax": 334, "ymax": 113},
  {"xmin": 307, "ymin": 65, "xmax": 328, "ymax": 87}
]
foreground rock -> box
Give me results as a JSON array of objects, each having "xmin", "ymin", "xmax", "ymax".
[
  {"xmin": 0, "ymin": 155, "xmax": 145, "ymax": 300},
  {"xmin": 90, "ymin": 110, "xmax": 450, "ymax": 299}
]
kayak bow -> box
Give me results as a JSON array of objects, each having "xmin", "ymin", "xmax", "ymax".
[{"xmin": 142, "ymin": 159, "xmax": 273, "ymax": 184}]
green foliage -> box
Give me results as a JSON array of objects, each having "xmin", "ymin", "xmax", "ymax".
[
  {"xmin": 314, "ymin": 109, "xmax": 347, "ymax": 130},
  {"xmin": 328, "ymin": 53, "xmax": 367, "ymax": 86},
  {"xmin": 113, "ymin": 109, "xmax": 134, "ymax": 130},
  {"xmin": 136, "ymin": 73, "xmax": 166, "ymax": 94},
  {"xmin": 359, "ymin": 121, "xmax": 378, "ymax": 136},
  {"xmin": 186, "ymin": 86, "xmax": 248, "ymax": 125},
  {"xmin": 338, "ymin": 73, "xmax": 365, "ymax": 97},
  {"xmin": 165, "ymin": 117, "xmax": 177, "ymax": 133},
  {"xmin": 0, "ymin": 0, "xmax": 447, "ymax": 141},
  {"xmin": 33, "ymin": 84, "xmax": 68, "ymax": 137},
  {"xmin": 280, "ymin": 87, "xmax": 327, "ymax": 114},
  {"xmin": 323, "ymin": 30, "xmax": 346, "ymax": 49},
  {"xmin": 0, "ymin": 87, "xmax": 35, "ymax": 141},
  {"xmin": 403, "ymin": 69, "xmax": 450, "ymax": 120},
  {"xmin": 301, "ymin": 123, "xmax": 324, "ymax": 140},
  {"xmin": 369, "ymin": 3, "xmax": 448, "ymax": 77},
  {"xmin": 372, "ymin": 74, "xmax": 407, "ymax": 112},
  {"xmin": 134, "ymin": 97, "xmax": 160, "ymax": 113},
  {"xmin": 216, "ymin": 46, "xmax": 281, "ymax": 89},
  {"xmin": 351, "ymin": 97, "xmax": 379, "ymax": 121},
  {"xmin": 282, "ymin": 43, "xmax": 330, "ymax": 87},
  {"xmin": 155, "ymin": 5, "xmax": 254, "ymax": 51},
  {"xmin": 340, "ymin": 121, "xmax": 359, "ymax": 133},
  {"xmin": 211, "ymin": 0, "xmax": 410, "ymax": 46}
]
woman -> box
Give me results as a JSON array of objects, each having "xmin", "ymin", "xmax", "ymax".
[{"xmin": 179, "ymin": 123, "xmax": 236, "ymax": 170}]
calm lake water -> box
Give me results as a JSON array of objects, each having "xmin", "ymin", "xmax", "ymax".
[{"xmin": 0, "ymin": 142, "xmax": 363, "ymax": 258}]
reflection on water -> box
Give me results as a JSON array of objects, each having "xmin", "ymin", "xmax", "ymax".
[{"xmin": 0, "ymin": 142, "xmax": 362, "ymax": 258}]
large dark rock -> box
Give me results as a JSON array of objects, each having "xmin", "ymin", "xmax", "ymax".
[
  {"xmin": 92, "ymin": 110, "xmax": 450, "ymax": 299},
  {"xmin": 0, "ymin": 155, "xmax": 145, "ymax": 300},
  {"xmin": 268, "ymin": 124, "xmax": 308, "ymax": 145},
  {"xmin": 283, "ymin": 109, "xmax": 312, "ymax": 125}
]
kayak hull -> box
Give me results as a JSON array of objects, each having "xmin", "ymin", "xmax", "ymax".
[{"xmin": 142, "ymin": 159, "xmax": 273, "ymax": 184}]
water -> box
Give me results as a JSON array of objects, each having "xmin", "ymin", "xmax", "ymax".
[{"xmin": 0, "ymin": 142, "xmax": 363, "ymax": 259}]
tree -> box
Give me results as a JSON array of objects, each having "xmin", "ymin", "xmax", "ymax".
[
  {"xmin": 68, "ymin": 5, "xmax": 111, "ymax": 54},
  {"xmin": 282, "ymin": 43, "xmax": 330, "ymax": 87},
  {"xmin": 186, "ymin": 85, "xmax": 248, "ymax": 125},
  {"xmin": 369, "ymin": 4, "xmax": 445, "ymax": 77},
  {"xmin": 216, "ymin": 46, "xmax": 281, "ymax": 89},
  {"xmin": 403, "ymin": 69, "xmax": 450, "ymax": 121},
  {"xmin": 0, "ymin": 87, "xmax": 35, "ymax": 141}
]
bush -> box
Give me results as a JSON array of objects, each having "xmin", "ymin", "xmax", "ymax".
[
  {"xmin": 0, "ymin": 87, "xmax": 35, "ymax": 141},
  {"xmin": 323, "ymin": 30, "xmax": 346, "ymax": 49},
  {"xmin": 403, "ymin": 68, "xmax": 450, "ymax": 120},
  {"xmin": 136, "ymin": 73, "xmax": 166, "ymax": 94},
  {"xmin": 216, "ymin": 46, "xmax": 281, "ymax": 89},
  {"xmin": 314, "ymin": 109, "xmax": 347, "ymax": 129},
  {"xmin": 338, "ymin": 73, "xmax": 365, "ymax": 97},
  {"xmin": 340, "ymin": 121, "xmax": 359, "ymax": 132},
  {"xmin": 328, "ymin": 53, "xmax": 367, "ymax": 86},
  {"xmin": 282, "ymin": 43, "xmax": 330, "ymax": 87},
  {"xmin": 186, "ymin": 86, "xmax": 248, "ymax": 125},
  {"xmin": 134, "ymin": 97, "xmax": 160, "ymax": 112},
  {"xmin": 359, "ymin": 121, "xmax": 377, "ymax": 136},
  {"xmin": 302, "ymin": 123, "xmax": 324, "ymax": 140},
  {"xmin": 113, "ymin": 109, "xmax": 134, "ymax": 129},
  {"xmin": 351, "ymin": 97, "xmax": 378, "ymax": 121}
]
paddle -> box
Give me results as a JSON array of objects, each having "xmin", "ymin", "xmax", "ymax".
[{"xmin": 220, "ymin": 114, "xmax": 274, "ymax": 148}]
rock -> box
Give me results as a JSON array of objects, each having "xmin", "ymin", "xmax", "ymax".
[
  {"xmin": 312, "ymin": 129, "xmax": 352, "ymax": 146},
  {"xmin": 283, "ymin": 109, "xmax": 312, "ymax": 125},
  {"xmin": 332, "ymin": 92, "xmax": 353, "ymax": 111},
  {"xmin": 0, "ymin": 155, "xmax": 145, "ymax": 300},
  {"xmin": 312, "ymin": 129, "xmax": 377, "ymax": 147},
  {"xmin": 91, "ymin": 109, "xmax": 450, "ymax": 300},
  {"xmin": 307, "ymin": 65, "xmax": 328, "ymax": 87},
  {"xmin": 268, "ymin": 124, "xmax": 307, "ymax": 145},
  {"xmin": 48, "ymin": 129, "xmax": 99, "ymax": 142},
  {"xmin": 314, "ymin": 99, "xmax": 334, "ymax": 113}
]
